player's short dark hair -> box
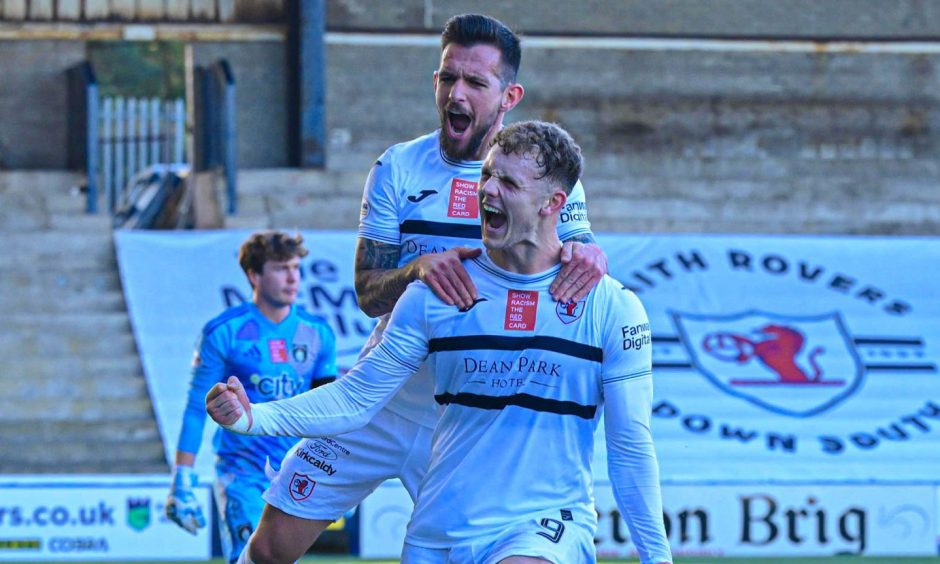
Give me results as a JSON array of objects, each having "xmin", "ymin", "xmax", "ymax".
[
  {"xmin": 238, "ymin": 230, "xmax": 308, "ymax": 277},
  {"xmin": 441, "ymin": 13, "xmax": 521, "ymax": 85},
  {"xmin": 493, "ymin": 121, "xmax": 583, "ymax": 195}
]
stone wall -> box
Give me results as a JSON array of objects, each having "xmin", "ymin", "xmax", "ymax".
[{"xmin": 1, "ymin": 2, "xmax": 938, "ymax": 234}]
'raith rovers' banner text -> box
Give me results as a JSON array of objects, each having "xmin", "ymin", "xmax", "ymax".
[{"xmin": 592, "ymin": 234, "xmax": 939, "ymax": 482}]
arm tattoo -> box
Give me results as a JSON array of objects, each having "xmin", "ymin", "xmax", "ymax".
[
  {"xmin": 358, "ymin": 237, "xmax": 400, "ymax": 270},
  {"xmin": 562, "ymin": 232, "xmax": 597, "ymax": 245},
  {"xmin": 354, "ymin": 238, "xmax": 413, "ymax": 317}
]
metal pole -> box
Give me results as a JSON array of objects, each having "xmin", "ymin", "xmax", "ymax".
[{"xmin": 297, "ymin": 0, "xmax": 326, "ymax": 168}]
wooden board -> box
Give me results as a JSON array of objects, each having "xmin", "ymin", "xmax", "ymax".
[
  {"xmin": 109, "ymin": 0, "xmax": 136, "ymax": 20},
  {"xmin": 56, "ymin": 0, "xmax": 81, "ymax": 20},
  {"xmin": 136, "ymin": 0, "xmax": 166, "ymax": 20},
  {"xmin": 83, "ymin": 0, "xmax": 109, "ymax": 19},
  {"xmin": 2, "ymin": 0, "xmax": 28, "ymax": 20},
  {"xmin": 233, "ymin": 0, "xmax": 283, "ymax": 22},
  {"xmin": 218, "ymin": 0, "xmax": 235, "ymax": 22},
  {"xmin": 165, "ymin": 0, "xmax": 189, "ymax": 20},
  {"xmin": 190, "ymin": 0, "xmax": 216, "ymax": 21},
  {"xmin": 28, "ymin": 0, "xmax": 53, "ymax": 19}
]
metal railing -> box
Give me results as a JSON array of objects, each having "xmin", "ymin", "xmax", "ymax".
[
  {"xmin": 100, "ymin": 96, "xmax": 186, "ymax": 213},
  {"xmin": 68, "ymin": 59, "xmax": 237, "ymax": 218}
]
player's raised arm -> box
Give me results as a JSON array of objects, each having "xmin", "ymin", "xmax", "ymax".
[{"xmin": 600, "ymin": 285, "xmax": 673, "ymax": 564}]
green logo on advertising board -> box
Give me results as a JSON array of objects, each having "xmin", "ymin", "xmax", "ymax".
[{"xmin": 126, "ymin": 498, "xmax": 151, "ymax": 531}]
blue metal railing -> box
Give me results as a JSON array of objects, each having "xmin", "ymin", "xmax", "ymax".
[{"xmin": 69, "ymin": 59, "xmax": 237, "ymax": 218}]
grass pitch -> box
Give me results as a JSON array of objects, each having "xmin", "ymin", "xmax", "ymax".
[{"xmin": 54, "ymin": 556, "xmax": 939, "ymax": 564}]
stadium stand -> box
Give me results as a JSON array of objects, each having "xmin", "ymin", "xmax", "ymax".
[{"xmin": 0, "ymin": 172, "xmax": 166, "ymax": 474}]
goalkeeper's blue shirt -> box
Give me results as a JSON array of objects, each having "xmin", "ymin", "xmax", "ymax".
[
  {"xmin": 357, "ymin": 130, "xmax": 593, "ymax": 428},
  {"xmin": 177, "ymin": 303, "xmax": 336, "ymax": 474},
  {"xmin": 249, "ymin": 254, "xmax": 672, "ymax": 563}
]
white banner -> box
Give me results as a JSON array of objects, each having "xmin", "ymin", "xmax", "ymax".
[
  {"xmin": 0, "ymin": 476, "xmax": 211, "ymax": 561},
  {"xmin": 595, "ymin": 483, "xmax": 937, "ymax": 558},
  {"xmin": 357, "ymin": 481, "xmax": 938, "ymax": 558},
  {"xmin": 115, "ymin": 231, "xmax": 940, "ymax": 483},
  {"xmin": 592, "ymin": 234, "xmax": 940, "ymax": 482}
]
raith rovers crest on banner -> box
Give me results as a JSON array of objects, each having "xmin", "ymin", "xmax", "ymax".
[{"xmin": 671, "ymin": 310, "xmax": 864, "ymax": 417}]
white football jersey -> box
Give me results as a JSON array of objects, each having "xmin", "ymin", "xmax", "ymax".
[
  {"xmin": 357, "ymin": 130, "xmax": 593, "ymax": 428},
  {"xmin": 251, "ymin": 254, "xmax": 671, "ymax": 563}
]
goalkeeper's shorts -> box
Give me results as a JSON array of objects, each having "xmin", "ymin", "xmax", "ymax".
[{"xmin": 263, "ymin": 406, "xmax": 433, "ymax": 521}]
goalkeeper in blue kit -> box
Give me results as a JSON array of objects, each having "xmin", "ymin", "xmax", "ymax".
[{"xmin": 166, "ymin": 231, "xmax": 336, "ymax": 563}]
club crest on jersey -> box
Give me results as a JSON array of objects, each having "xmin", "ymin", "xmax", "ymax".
[
  {"xmin": 289, "ymin": 472, "xmax": 317, "ymax": 502},
  {"xmin": 447, "ymin": 178, "xmax": 479, "ymax": 218},
  {"xmin": 672, "ymin": 310, "xmax": 864, "ymax": 417},
  {"xmin": 556, "ymin": 299, "xmax": 585, "ymax": 324},
  {"xmin": 292, "ymin": 344, "xmax": 308, "ymax": 363},
  {"xmin": 268, "ymin": 339, "xmax": 288, "ymax": 363},
  {"xmin": 505, "ymin": 290, "xmax": 538, "ymax": 331}
]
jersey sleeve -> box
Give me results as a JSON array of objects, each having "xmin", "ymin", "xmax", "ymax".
[
  {"xmin": 248, "ymin": 282, "xmax": 431, "ymax": 438},
  {"xmin": 599, "ymin": 284, "xmax": 672, "ymax": 564},
  {"xmin": 556, "ymin": 179, "xmax": 593, "ymax": 242},
  {"xmin": 357, "ymin": 151, "xmax": 402, "ymax": 246},
  {"xmin": 176, "ymin": 326, "xmax": 227, "ymax": 455}
]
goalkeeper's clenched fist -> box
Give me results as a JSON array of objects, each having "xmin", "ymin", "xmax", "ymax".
[{"xmin": 165, "ymin": 465, "xmax": 206, "ymax": 535}]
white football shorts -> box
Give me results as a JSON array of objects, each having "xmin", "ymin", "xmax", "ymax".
[
  {"xmin": 402, "ymin": 510, "xmax": 597, "ymax": 563},
  {"xmin": 262, "ymin": 407, "xmax": 433, "ymax": 520}
]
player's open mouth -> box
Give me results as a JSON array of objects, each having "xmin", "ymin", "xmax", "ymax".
[
  {"xmin": 447, "ymin": 110, "xmax": 472, "ymax": 136},
  {"xmin": 483, "ymin": 204, "xmax": 506, "ymax": 232}
]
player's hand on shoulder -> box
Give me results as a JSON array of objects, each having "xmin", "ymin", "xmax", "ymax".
[
  {"xmin": 411, "ymin": 246, "xmax": 481, "ymax": 309},
  {"xmin": 551, "ymin": 241, "xmax": 607, "ymax": 303},
  {"xmin": 165, "ymin": 465, "xmax": 206, "ymax": 535},
  {"xmin": 205, "ymin": 376, "xmax": 253, "ymax": 431}
]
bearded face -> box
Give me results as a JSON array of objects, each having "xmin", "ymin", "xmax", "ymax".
[{"xmin": 434, "ymin": 43, "xmax": 509, "ymax": 162}]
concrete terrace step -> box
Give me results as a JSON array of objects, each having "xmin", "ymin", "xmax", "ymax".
[
  {"xmin": 4, "ymin": 371, "xmax": 148, "ymax": 401},
  {"xmin": 4, "ymin": 265, "xmax": 122, "ymax": 293},
  {"xmin": 4, "ymin": 311, "xmax": 133, "ymax": 333},
  {"xmin": 4, "ymin": 356, "xmax": 144, "ymax": 381},
  {"xmin": 2, "ymin": 432, "xmax": 168, "ymax": 474},
  {"xmin": 0, "ymin": 232, "xmax": 116, "ymax": 268},
  {"xmin": 238, "ymin": 168, "xmax": 365, "ymax": 196},
  {"xmin": 3, "ymin": 419, "xmax": 161, "ymax": 445},
  {"xmin": 0, "ymin": 397, "xmax": 156, "ymax": 422},
  {"xmin": 2, "ymin": 461, "xmax": 169, "ymax": 474},
  {"xmin": 46, "ymin": 212, "xmax": 114, "ymax": 232},
  {"xmin": 0, "ymin": 172, "xmax": 113, "ymax": 232},
  {"xmin": 0, "ymin": 289, "xmax": 127, "ymax": 314},
  {"xmin": 0, "ymin": 329, "xmax": 137, "ymax": 358}
]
